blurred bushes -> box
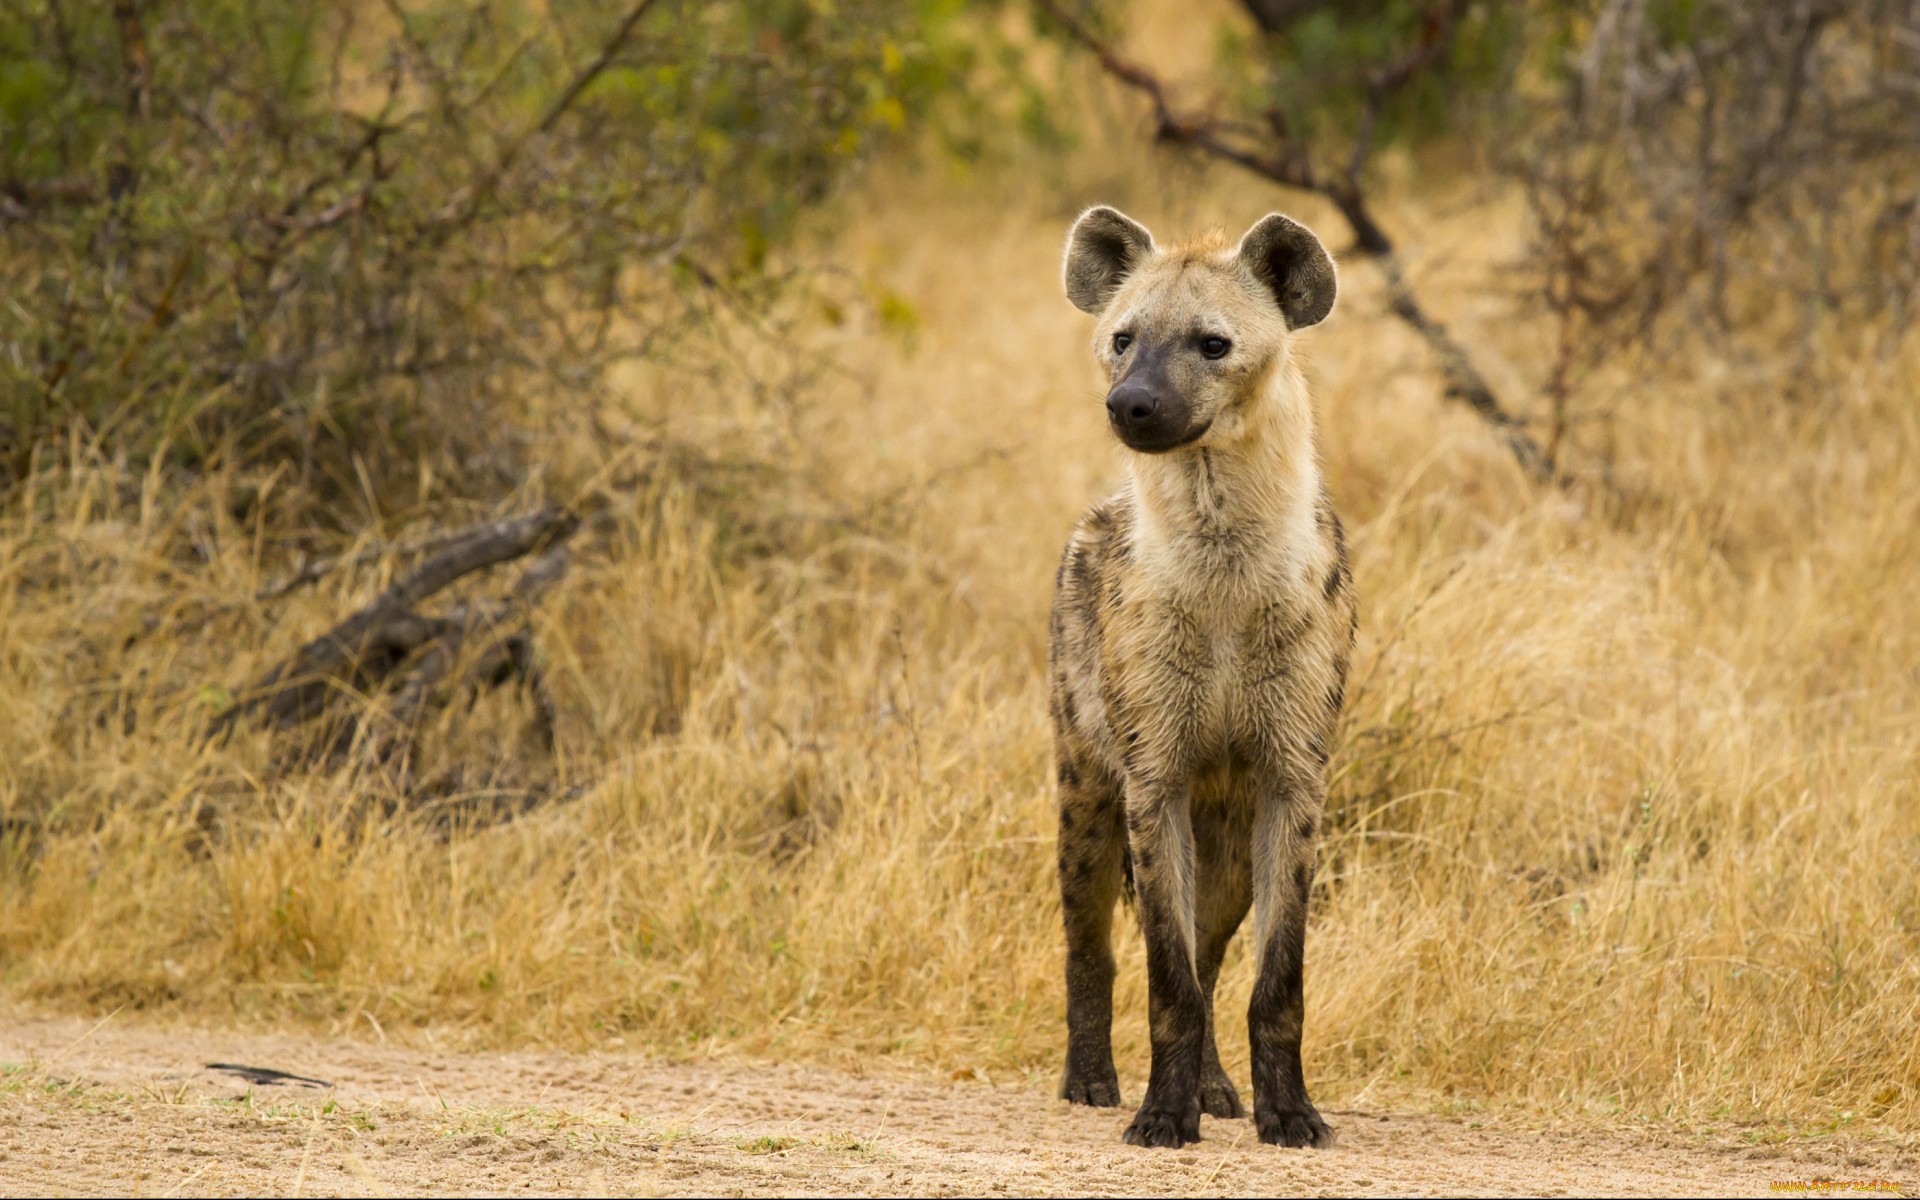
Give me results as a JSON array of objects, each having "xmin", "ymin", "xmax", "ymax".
[
  {"xmin": 8, "ymin": 1, "xmax": 1915, "ymax": 522},
  {"xmin": 1515, "ymin": 1, "xmax": 1920, "ymax": 367},
  {"xmin": 0, "ymin": 0, "xmax": 975, "ymax": 520},
  {"xmin": 1218, "ymin": 0, "xmax": 1528, "ymax": 155}
]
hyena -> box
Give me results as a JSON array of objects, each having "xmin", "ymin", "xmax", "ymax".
[{"xmin": 1049, "ymin": 207, "xmax": 1355, "ymax": 1150}]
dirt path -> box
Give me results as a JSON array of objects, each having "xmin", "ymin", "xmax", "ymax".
[{"xmin": 0, "ymin": 1013, "xmax": 1910, "ymax": 1197}]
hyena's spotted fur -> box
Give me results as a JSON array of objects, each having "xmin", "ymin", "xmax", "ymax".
[{"xmin": 1049, "ymin": 207, "xmax": 1356, "ymax": 1150}]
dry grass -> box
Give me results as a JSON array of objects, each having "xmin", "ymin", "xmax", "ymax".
[{"xmin": 3, "ymin": 107, "xmax": 1918, "ymax": 1137}]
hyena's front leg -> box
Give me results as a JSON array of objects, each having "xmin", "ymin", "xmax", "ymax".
[
  {"xmin": 1248, "ymin": 773, "xmax": 1333, "ymax": 1148},
  {"xmin": 1121, "ymin": 781, "xmax": 1206, "ymax": 1148},
  {"xmin": 1058, "ymin": 753, "xmax": 1125, "ymax": 1107}
]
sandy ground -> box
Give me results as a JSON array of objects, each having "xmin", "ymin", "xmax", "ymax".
[{"xmin": 0, "ymin": 1014, "xmax": 1911, "ymax": 1198}]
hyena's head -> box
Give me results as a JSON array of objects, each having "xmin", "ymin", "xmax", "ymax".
[{"xmin": 1062, "ymin": 206, "xmax": 1336, "ymax": 454}]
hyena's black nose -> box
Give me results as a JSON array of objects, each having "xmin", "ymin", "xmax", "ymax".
[{"xmin": 1107, "ymin": 380, "xmax": 1160, "ymax": 429}]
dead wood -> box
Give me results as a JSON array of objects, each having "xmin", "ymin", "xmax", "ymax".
[
  {"xmin": 359, "ymin": 533, "xmax": 575, "ymax": 775},
  {"xmin": 211, "ymin": 507, "xmax": 580, "ymax": 744},
  {"xmin": 254, "ymin": 526, "xmax": 478, "ymax": 602}
]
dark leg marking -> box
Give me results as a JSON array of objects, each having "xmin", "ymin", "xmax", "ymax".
[{"xmin": 1249, "ymin": 786, "xmax": 1333, "ymax": 1150}]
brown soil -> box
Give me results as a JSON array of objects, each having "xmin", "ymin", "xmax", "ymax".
[{"xmin": 0, "ymin": 1013, "xmax": 1910, "ymax": 1197}]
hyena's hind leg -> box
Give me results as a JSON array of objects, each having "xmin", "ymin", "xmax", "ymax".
[
  {"xmin": 1195, "ymin": 810, "xmax": 1253, "ymax": 1119},
  {"xmin": 1057, "ymin": 750, "xmax": 1127, "ymax": 1107}
]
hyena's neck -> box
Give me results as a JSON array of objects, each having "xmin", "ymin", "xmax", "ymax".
[{"xmin": 1126, "ymin": 363, "xmax": 1323, "ymax": 589}]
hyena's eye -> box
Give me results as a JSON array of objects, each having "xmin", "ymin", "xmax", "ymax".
[
  {"xmin": 1201, "ymin": 336, "xmax": 1231, "ymax": 359},
  {"xmin": 1112, "ymin": 332, "xmax": 1132, "ymax": 354}
]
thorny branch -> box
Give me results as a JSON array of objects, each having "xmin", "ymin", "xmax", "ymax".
[{"xmin": 1035, "ymin": 0, "xmax": 1555, "ymax": 481}]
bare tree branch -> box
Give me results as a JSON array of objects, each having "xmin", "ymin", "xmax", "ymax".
[
  {"xmin": 535, "ymin": 0, "xmax": 662, "ymax": 136},
  {"xmin": 420, "ymin": 0, "xmax": 662, "ymax": 236}
]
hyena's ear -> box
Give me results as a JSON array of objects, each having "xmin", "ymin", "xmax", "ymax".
[
  {"xmin": 1235, "ymin": 213, "xmax": 1337, "ymax": 330},
  {"xmin": 1063, "ymin": 206, "xmax": 1155, "ymax": 315}
]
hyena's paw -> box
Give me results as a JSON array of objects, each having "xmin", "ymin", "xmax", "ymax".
[
  {"xmin": 1059, "ymin": 1061, "xmax": 1122, "ymax": 1108},
  {"xmin": 1199, "ymin": 1068, "xmax": 1245, "ymax": 1120},
  {"xmin": 1255, "ymin": 1102, "xmax": 1334, "ymax": 1149},
  {"xmin": 1122, "ymin": 1099, "xmax": 1201, "ymax": 1148}
]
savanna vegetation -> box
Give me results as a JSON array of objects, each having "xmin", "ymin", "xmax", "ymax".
[{"xmin": 3, "ymin": 0, "xmax": 1917, "ymax": 1137}]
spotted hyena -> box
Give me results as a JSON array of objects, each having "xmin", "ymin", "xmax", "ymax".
[{"xmin": 1049, "ymin": 207, "xmax": 1355, "ymax": 1150}]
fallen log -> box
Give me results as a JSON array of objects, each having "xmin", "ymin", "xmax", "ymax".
[{"xmin": 210, "ymin": 507, "xmax": 580, "ymax": 743}]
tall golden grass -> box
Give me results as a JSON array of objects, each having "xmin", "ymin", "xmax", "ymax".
[{"xmin": 3, "ymin": 115, "xmax": 1917, "ymax": 1132}]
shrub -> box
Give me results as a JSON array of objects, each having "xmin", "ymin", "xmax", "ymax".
[{"xmin": 0, "ymin": 0, "xmax": 967, "ymax": 517}]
